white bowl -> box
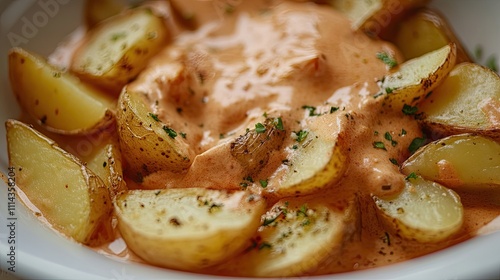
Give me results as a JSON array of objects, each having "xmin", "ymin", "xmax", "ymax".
[{"xmin": 1, "ymin": 1, "xmax": 499, "ymax": 279}]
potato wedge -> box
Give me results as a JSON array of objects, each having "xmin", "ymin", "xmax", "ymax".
[
  {"xmin": 392, "ymin": 8, "xmax": 471, "ymax": 62},
  {"xmin": 230, "ymin": 117, "xmax": 286, "ymax": 177},
  {"xmin": 217, "ymin": 198, "xmax": 358, "ymax": 277},
  {"xmin": 84, "ymin": 140, "xmax": 127, "ymax": 198},
  {"xmin": 84, "ymin": 0, "xmax": 127, "ymax": 28},
  {"xmin": 8, "ymin": 47, "xmax": 115, "ymax": 135},
  {"xmin": 6, "ymin": 119, "xmax": 113, "ymax": 245},
  {"xmin": 114, "ymin": 188, "xmax": 266, "ymax": 270},
  {"xmin": 17, "ymin": 115, "xmax": 127, "ymax": 198},
  {"xmin": 266, "ymin": 113, "xmax": 348, "ymax": 197},
  {"xmin": 401, "ymin": 134, "xmax": 500, "ymax": 189},
  {"xmin": 373, "ymin": 175, "xmax": 463, "ymax": 243},
  {"xmin": 117, "ymin": 88, "xmax": 194, "ymax": 178},
  {"xmin": 419, "ymin": 63, "xmax": 500, "ymax": 140},
  {"xmin": 71, "ymin": 7, "xmax": 169, "ymax": 93},
  {"xmin": 377, "ymin": 43, "xmax": 456, "ymax": 109},
  {"xmin": 330, "ymin": 0, "xmax": 429, "ymax": 36}
]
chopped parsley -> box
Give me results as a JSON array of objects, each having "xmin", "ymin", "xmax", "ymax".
[
  {"xmin": 330, "ymin": 106, "xmax": 340, "ymax": 113},
  {"xmin": 180, "ymin": 132, "xmax": 187, "ymax": 139},
  {"xmin": 408, "ymin": 136, "xmax": 426, "ymax": 153},
  {"xmin": 384, "ymin": 132, "xmax": 397, "ymax": 147},
  {"xmin": 255, "ymin": 122, "xmax": 266, "ymax": 133},
  {"xmin": 402, "ymin": 104, "xmax": 418, "ymax": 115},
  {"xmin": 263, "ymin": 213, "xmax": 281, "ymax": 226},
  {"xmin": 297, "ymin": 204, "xmax": 309, "ymax": 217},
  {"xmin": 259, "ymin": 179, "xmax": 268, "ymax": 188},
  {"xmin": 389, "ymin": 158, "xmax": 398, "ymax": 165},
  {"xmin": 294, "ymin": 130, "xmax": 309, "ymax": 142},
  {"xmin": 162, "ymin": 126, "xmax": 177, "ymax": 139},
  {"xmin": 302, "ymin": 105, "xmax": 320, "ymax": 116},
  {"xmin": 376, "ymin": 52, "xmax": 398, "ymax": 69},
  {"xmin": 149, "ymin": 113, "xmax": 160, "ymax": 122},
  {"xmin": 273, "ymin": 117, "xmax": 284, "ymax": 130},
  {"xmin": 373, "ymin": 141, "xmax": 387, "ymax": 150},
  {"xmin": 405, "ymin": 172, "xmax": 418, "ymax": 180}
]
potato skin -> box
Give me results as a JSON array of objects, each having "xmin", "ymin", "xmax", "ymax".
[
  {"xmin": 6, "ymin": 120, "xmax": 113, "ymax": 246},
  {"xmin": 378, "ymin": 43, "xmax": 456, "ymax": 110},
  {"xmin": 373, "ymin": 176, "xmax": 463, "ymax": 243},
  {"xmin": 114, "ymin": 188, "xmax": 267, "ymax": 270},
  {"xmin": 215, "ymin": 198, "xmax": 359, "ymax": 277},
  {"xmin": 392, "ymin": 8, "xmax": 471, "ymax": 62},
  {"xmin": 8, "ymin": 47, "xmax": 115, "ymax": 135},
  {"xmin": 418, "ymin": 63, "xmax": 500, "ymax": 141},
  {"xmin": 72, "ymin": 7, "xmax": 170, "ymax": 93},
  {"xmin": 117, "ymin": 89, "xmax": 194, "ymax": 179},
  {"xmin": 401, "ymin": 134, "xmax": 500, "ymax": 189}
]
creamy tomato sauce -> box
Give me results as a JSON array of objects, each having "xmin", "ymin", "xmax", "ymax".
[{"xmin": 47, "ymin": 0, "xmax": 499, "ymax": 276}]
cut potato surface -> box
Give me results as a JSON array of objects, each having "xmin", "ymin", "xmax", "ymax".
[
  {"xmin": 373, "ymin": 175, "xmax": 463, "ymax": 243},
  {"xmin": 117, "ymin": 89, "xmax": 194, "ymax": 177},
  {"xmin": 72, "ymin": 7, "xmax": 169, "ymax": 92},
  {"xmin": 8, "ymin": 48, "xmax": 115, "ymax": 135},
  {"xmin": 114, "ymin": 188, "xmax": 266, "ymax": 270},
  {"xmin": 401, "ymin": 134, "xmax": 500, "ymax": 189},
  {"xmin": 392, "ymin": 8, "xmax": 471, "ymax": 62},
  {"xmin": 378, "ymin": 43, "xmax": 456, "ymax": 109},
  {"xmin": 6, "ymin": 120, "xmax": 113, "ymax": 245},
  {"xmin": 330, "ymin": 0, "xmax": 429, "ymax": 36},
  {"xmin": 217, "ymin": 198, "xmax": 358, "ymax": 277},
  {"xmin": 419, "ymin": 63, "xmax": 500, "ymax": 139},
  {"xmin": 267, "ymin": 113, "xmax": 348, "ymax": 197}
]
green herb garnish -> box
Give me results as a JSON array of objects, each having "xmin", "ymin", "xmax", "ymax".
[{"xmin": 376, "ymin": 52, "xmax": 398, "ymax": 69}]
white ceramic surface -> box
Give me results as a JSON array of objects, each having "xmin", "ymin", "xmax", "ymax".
[{"xmin": 0, "ymin": 1, "xmax": 499, "ymax": 279}]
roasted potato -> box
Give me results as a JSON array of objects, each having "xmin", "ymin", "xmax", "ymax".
[
  {"xmin": 419, "ymin": 62, "xmax": 500, "ymax": 140},
  {"xmin": 377, "ymin": 43, "xmax": 456, "ymax": 109},
  {"xmin": 266, "ymin": 112, "xmax": 348, "ymax": 197},
  {"xmin": 401, "ymin": 134, "xmax": 500, "ymax": 189},
  {"xmin": 71, "ymin": 7, "xmax": 169, "ymax": 93},
  {"xmin": 392, "ymin": 8, "xmax": 471, "ymax": 62},
  {"xmin": 84, "ymin": 140, "xmax": 127, "ymax": 198},
  {"xmin": 330, "ymin": 0, "xmax": 429, "ymax": 36},
  {"xmin": 373, "ymin": 175, "xmax": 463, "ymax": 243},
  {"xmin": 17, "ymin": 115, "xmax": 127, "ymax": 198},
  {"xmin": 117, "ymin": 88, "xmax": 194, "ymax": 178},
  {"xmin": 217, "ymin": 198, "xmax": 358, "ymax": 277},
  {"xmin": 6, "ymin": 120, "xmax": 113, "ymax": 245},
  {"xmin": 114, "ymin": 188, "xmax": 266, "ymax": 270},
  {"xmin": 230, "ymin": 117, "xmax": 287, "ymax": 177},
  {"xmin": 8, "ymin": 48, "xmax": 115, "ymax": 135}
]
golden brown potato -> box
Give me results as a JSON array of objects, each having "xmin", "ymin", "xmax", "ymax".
[
  {"xmin": 216, "ymin": 198, "xmax": 358, "ymax": 277},
  {"xmin": 373, "ymin": 175, "xmax": 463, "ymax": 243},
  {"xmin": 117, "ymin": 88, "xmax": 194, "ymax": 179},
  {"xmin": 8, "ymin": 48, "xmax": 115, "ymax": 135},
  {"xmin": 377, "ymin": 43, "xmax": 456, "ymax": 110},
  {"xmin": 330, "ymin": 0, "xmax": 429, "ymax": 36},
  {"xmin": 71, "ymin": 7, "xmax": 169, "ymax": 93},
  {"xmin": 266, "ymin": 112, "xmax": 348, "ymax": 197},
  {"xmin": 230, "ymin": 117, "xmax": 286, "ymax": 176},
  {"xmin": 419, "ymin": 62, "xmax": 500, "ymax": 140},
  {"xmin": 392, "ymin": 8, "xmax": 471, "ymax": 62},
  {"xmin": 114, "ymin": 188, "xmax": 266, "ymax": 271},
  {"xmin": 6, "ymin": 120, "xmax": 113, "ymax": 245},
  {"xmin": 401, "ymin": 134, "xmax": 500, "ymax": 189}
]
